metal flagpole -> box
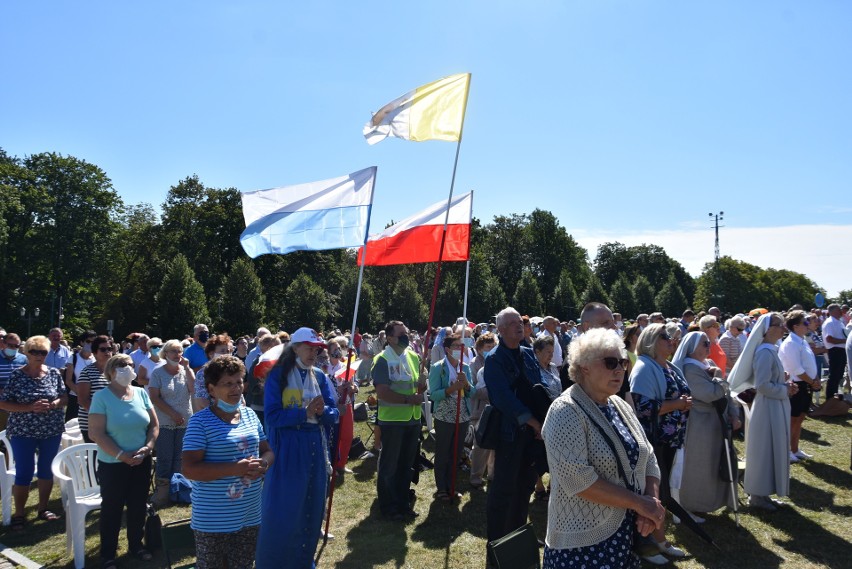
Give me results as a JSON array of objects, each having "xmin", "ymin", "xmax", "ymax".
[
  {"xmin": 318, "ymin": 174, "xmax": 377, "ymax": 560},
  {"xmin": 449, "ymin": 190, "xmax": 474, "ymax": 501}
]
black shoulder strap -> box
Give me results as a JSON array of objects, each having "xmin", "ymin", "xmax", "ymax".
[{"xmin": 576, "ymin": 402, "xmax": 635, "ymax": 492}]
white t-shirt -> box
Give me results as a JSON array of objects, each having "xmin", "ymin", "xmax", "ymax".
[
  {"xmin": 139, "ymin": 357, "xmax": 166, "ymax": 389},
  {"xmin": 71, "ymin": 353, "xmax": 96, "ymax": 395},
  {"xmin": 130, "ymin": 348, "xmax": 149, "ymax": 371},
  {"xmin": 822, "ymin": 316, "xmax": 847, "ymax": 349}
]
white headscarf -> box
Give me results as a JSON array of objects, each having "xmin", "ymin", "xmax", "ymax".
[
  {"xmin": 671, "ymin": 331, "xmax": 706, "ymax": 371},
  {"xmin": 728, "ymin": 313, "xmax": 774, "ymax": 396}
]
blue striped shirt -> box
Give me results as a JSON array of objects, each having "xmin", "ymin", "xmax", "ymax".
[{"xmin": 182, "ymin": 405, "xmax": 266, "ymax": 533}]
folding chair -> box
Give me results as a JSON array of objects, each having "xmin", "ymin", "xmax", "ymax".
[{"xmin": 161, "ymin": 518, "xmax": 196, "ymax": 569}]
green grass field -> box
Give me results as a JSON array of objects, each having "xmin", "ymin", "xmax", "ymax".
[{"xmin": 3, "ymin": 392, "xmax": 849, "ymax": 569}]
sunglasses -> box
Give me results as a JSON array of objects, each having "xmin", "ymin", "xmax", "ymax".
[
  {"xmin": 114, "ymin": 361, "xmax": 131, "ymax": 368},
  {"xmin": 703, "ymin": 341, "xmax": 711, "ymax": 348},
  {"xmin": 97, "ymin": 346, "xmax": 113, "ymax": 353},
  {"xmin": 29, "ymin": 349, "xmax": 48, "ymax": 357},
  {"xmin": 735, "ymin": 327, "xmax": 744, "ymax": 332},
  {"xmin": 602, "ymin": 357, "xmax": 629, "ymax": 371},
  {"xmin": 803, "ymin": 319, "xmax": 811, "ymax": 326},
  {"xmin": 658, "ymin": 333, "xmax": 672, "ymax": 341}
]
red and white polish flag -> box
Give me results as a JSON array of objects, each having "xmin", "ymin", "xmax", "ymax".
[{"xmin": 357, "ymin": 191, "xmax": 472, "ymax": 266}]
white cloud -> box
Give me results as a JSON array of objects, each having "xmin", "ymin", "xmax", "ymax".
[{"xmin": 573, "ymin": 224, "xmax": 852, "ymax": 298}]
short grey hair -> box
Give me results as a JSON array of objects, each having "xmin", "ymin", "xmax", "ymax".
[
  {"xmin": 162, "ymin": 339, "xmax": 184, "ymax": 356},
  {"xmin": 698, "ymin": 315, "xmax": 718, "ymax": 331},
  {"xmin": 568, "ymin": 329, "xmax": 625, "ymax": 383},
  {"xmin": 729, "ymin": 316, "xmax": 746, "ymax": 330},
  {"xmin": 147, "ymin": 337, "xmax": 163, "ymax": 349},
  {"xmin": 496, "ymin": 307, "xmax": 521, "ymax": 328},
  {"xmin": 636, "ymin": 323, "xmax": 667, "ymax": 360},
  {"xmin": 665, "ymin": 322, "xmax": 682, "ymax": 341},
  {"xmin": 194, "ymin": 323, "xmax": 209, "ymax": 334}
]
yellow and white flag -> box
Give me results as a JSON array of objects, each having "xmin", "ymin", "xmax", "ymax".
[{"xmin": 363, "ymin": 73, "xmax": 470, "ymax": 145}]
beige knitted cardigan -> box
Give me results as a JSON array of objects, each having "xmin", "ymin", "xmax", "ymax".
[{"xmin": 541, "ymin": 384, "xmax": 660, "ymax": 550}]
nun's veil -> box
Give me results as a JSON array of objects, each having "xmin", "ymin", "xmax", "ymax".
[
  {"xmin": 671, "ymin": 331, "xmax": 706, "ymax": 371},
  {"xmin": 728, "ymin": 313, "xmax": 774, "ymax": 396}
]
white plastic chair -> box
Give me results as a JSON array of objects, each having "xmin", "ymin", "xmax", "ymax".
[
  {"xmin": 51, "ymin": 443, "xmax": 101, "ymax": 569},
  {"xmin": 0, "ymin": 430, "xmax": 16, "ymax": 526},
  {"xmin": 734, "ymin": 394, "xmax": 754, "ymax": 476}
]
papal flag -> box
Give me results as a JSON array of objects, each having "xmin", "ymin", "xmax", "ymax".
[
  {"xmin": 239, "ymin": 167, "xmax": 376, "ymax": 258},
  {"xmin": 363, "ymin": 73, "xmax": 470, "ymax": 145}
]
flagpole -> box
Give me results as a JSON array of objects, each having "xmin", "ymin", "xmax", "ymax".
[
  {"xmin": 461, "ymin": 190, "xmax": 474, "ymax": 319},
  {"xmin": 318, "ymin": 175, "xmax": 377, "ymax": 559},
  {"xmin": 422, "ymin": 74, "xmax": 472, "ymax": 374}
]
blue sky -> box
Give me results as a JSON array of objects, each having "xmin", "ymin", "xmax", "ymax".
[{"xmin": 2, "ymin": 1, "xmax": 850, "ymax": 295}]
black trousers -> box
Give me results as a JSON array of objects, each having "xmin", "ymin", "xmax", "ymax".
[
  {"xmin": 376, "ymin": 423, "xmax": 420, "ymax": 515},
  {"xmin": 98, "ymin": 456, "xmax": 152, "ymax": 561},
  {"xmin": 826, "ymin": 347, "xmax": 847, "ymax": 399},
  {"xmin": 486, "ymin": 427, "xmax": 538, "ymax": 543}
]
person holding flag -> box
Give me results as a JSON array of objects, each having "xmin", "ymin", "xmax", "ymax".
[{"xmin": 372, "ymin": 320, "xmax": 425, "ymax": 521}]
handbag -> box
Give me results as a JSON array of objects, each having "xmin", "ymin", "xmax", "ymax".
[
  {"xmin": 474, "ymin": 404, "xmax": 502, "ymax": 450},
  {"xmin": 486, "ymin": 522, "xmax": 541, "ymax": 569}
]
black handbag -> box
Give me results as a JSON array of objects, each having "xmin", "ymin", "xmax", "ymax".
[
  {"xmin": 144, "ymin": 502, "xmax": 162, "ymax": 551},
  {"xmin": 486, "ymin": 523, "xmax": 541, "ymax": 569},
  {"xmin": 474, "ymin": 404, "xmax": 502, "ymax": 450}
]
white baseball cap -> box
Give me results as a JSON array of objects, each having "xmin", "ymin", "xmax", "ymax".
[{"xmin": 290, "ymin": 327, "xmax": 328, "ymax": 348}]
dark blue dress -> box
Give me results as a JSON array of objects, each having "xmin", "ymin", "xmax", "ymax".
[{"xmin": 543, "ymin": 402, "xmax": 641, "ymax": 569}]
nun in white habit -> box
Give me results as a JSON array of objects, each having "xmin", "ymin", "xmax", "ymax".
[{"xmin": 728, "ymin": 313, "xmax": 798, "ymax": 511}]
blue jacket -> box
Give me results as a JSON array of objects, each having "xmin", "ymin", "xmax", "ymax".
[{"xmin": 483, "ymin": 340, "xmax": 544, "ymax": 442}]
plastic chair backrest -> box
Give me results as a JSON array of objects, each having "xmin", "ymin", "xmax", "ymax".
[
  {"xmin": 52, "ymin": 443, "xmax": 100, "ymax": 497},
  {"xmin": 0, "ymin": 430, "xmax": 16, "ymax": 469}
]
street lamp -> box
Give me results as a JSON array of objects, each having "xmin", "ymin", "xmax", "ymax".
[{"xmin": 20, "ymin": 307, "xmax": 40, "ymax": 339}]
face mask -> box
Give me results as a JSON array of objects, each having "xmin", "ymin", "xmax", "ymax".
[
  {"xmin": 113, "ymin": 366, "xmax": 136, "ymax": 387},
  {"xmin": 198, "ymin": 331, "xmax": 210, "ymax": 343},
  {"xmin": 216, "ymin": 398, "xmax": 240, "ymax": 413},
  {"xmin": 450, "ymin": 349, "xmax": 463, "ymax": 362},
  {"xmin": 463, "ymin": 337, "xmax": 473, "ymax": 348},
  {"xmin": 3, "ymin": 348, "xmax": 17, "ymax": 358},
  {"xmin": 150, "ymin": 347, "xmax": 162, "ymax": 356},
  {"xmin": 532, "ymin": 326, "xmax": 539, "ymax": 335},
  {"xmin": 83, "ymin": 342, "xmax": 92, "ymax": 352},
  {"xmin": 166, "ymin": 357, "xmax": 181, "ymax": 366},
  {"xmin": 616, "ymin": 321, "xmax": 623, "ymax": 329},
  {"xmin": 397, "ymin": 334, "xmax": 410, "ymax": 348}
]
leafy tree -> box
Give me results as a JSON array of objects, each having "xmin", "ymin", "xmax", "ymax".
[
  {"xmin": 655, "ymin": 273, "xmax": 689, "ymax": 316},
  {"xmin": 513, "ymin": 271, "xmax": 544, "ymax": 316},
  {"xmin": 524, "ymin": 209, "xmax": 589, "ymax": 310},
  {"xmin": 482, "ymin": 214, "xmax": 529, "ymax": 297},
  {"xmin": 832, "ymin": 290, "xmax": 852, "ymax": 305},
  {"xmin": 594, "ymin": 242, "xmax": 695, "ymax": 307},
  {"xmin": 280, "ymin": 272, "xmax": 335, "ymax": 332},
  {"xmin": 632, "ymin": 276, "xmax": 656, "ymax": 315},
  {"xmin": 220, "ymin": 258, "xmax": 266, "ymax": 336},
  {"xmin": 463, "ymin": 248, "xmax": 507, "ymax": 324},
  {"xmin": 337, "ymin": 270, "xmax": 382, "ymax": 332},
  {"xmin": 694, "ymin": 257, "xmax": 763, "ymax": 313},
  {"xmin": 578, "ymin": 273, "xmax": 612, "ymax": 309},
  {"xmin": 552, "ymin": 270, "xmax": 580, "ymax": 321},
  {"xmin": 609, "ymin": 275, "xmax": 638, "ymax": 318},
  {"xmin": 384, "ymin": 273, "xmax": 429, "ymax": 330},
  {"xmin": 157, "ymin": 254, "xmax": 210, "ymax": 339}
]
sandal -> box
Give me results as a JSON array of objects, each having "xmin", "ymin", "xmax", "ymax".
[
  {"xmin": 434, "ymin": 490, "xmax": 450, "ymax": 502},
  {"xmin": 133, "ymin": 549, "xmax": 153, "ymax": 561},
  {"xmin": 37, "ymin": 509, "xmax": 61, "ymax": 521},
  {"xmin": 534, "ymin": 489, "xmax": 549, "ymax": 502},
  {"xmin": 10, "ymin": 515, "xmax": 25, "ymax": 532},
  {"xmin": 102, "ymin": 559, "xmax": 117, "ymax": 569}
]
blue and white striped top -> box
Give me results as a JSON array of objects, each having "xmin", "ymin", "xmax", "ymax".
[{"xmin": 182, "ymin": 405, "xmax": 267, "ymax": 533}]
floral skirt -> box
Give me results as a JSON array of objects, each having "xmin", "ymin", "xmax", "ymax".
[{"xmin": 543, "ymin": 512, "xmax": 639, "ymax": 569}]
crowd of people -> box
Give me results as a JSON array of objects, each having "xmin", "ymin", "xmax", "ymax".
[{"xmin": 0, "ymin": 299, "xmax": 849, "ymax": 568}]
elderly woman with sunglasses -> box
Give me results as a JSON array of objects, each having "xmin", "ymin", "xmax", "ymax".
[
  {"xmin": 671, "ymin": 332, "xmax": 739, "ymax": 518},
  {"xmin": 627, "ymin": 323, "xmax": 691, "ymax": 564},
  {"xmin": 77, "ymin": 335, "xmax": 117, "ymax": 443},
  {"xmin": 89, "ymin": 354, "xmax": 159, "ymax": 567},
  {"xmin": 541, "ymin": 329, "xmax": 664, "ymax": 569},
  {"xmin": 0, "ymin": 335, "xmax": 67, "ymax": 531}
]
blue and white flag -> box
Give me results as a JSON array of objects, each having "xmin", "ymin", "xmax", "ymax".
[{"xmin": 239, "ymin": 167, "xmax": 376, "ymax": 258}]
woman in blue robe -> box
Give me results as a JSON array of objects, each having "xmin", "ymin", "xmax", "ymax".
[{"xmin": 256, "ymin": 328, "xmax": 339, "ymax": 569}]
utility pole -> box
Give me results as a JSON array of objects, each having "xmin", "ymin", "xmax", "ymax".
[{"xmin": 708, "ymin": 211, "xmax": 725, "ymax": 307}]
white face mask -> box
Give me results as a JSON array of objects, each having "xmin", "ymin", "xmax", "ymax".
[
  {"xmin": 113, "ymin": 366, "xmax": 136, "ymax": 387},
  {"xmin": 166, "ymin": 357, "xmax": 181, "ymax": 366},
  {"xmin": 450, "ymin": 349, "xmax": 463, "ymax": 362}
]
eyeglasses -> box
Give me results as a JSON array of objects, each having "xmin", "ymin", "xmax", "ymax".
[
  {"xmin": 97, "ymin": 346, "xmax": 113, "ymax": 353},
  {"xmin": 449, "ymin": 343, "xmax": 464, "ymax": 349},
  {"xmin": 658, "ymin": 333, "xmax": 672, "ymax": 341},
  {"xmin": 735, "ymin": 328, "xmax": 744, "ymax": 332},
  {"xmin": 29, "ymin": 349, "xmax": 48, "ymax": 357},
  {"xmin": 5, "ymin": 343, "xmax": 20, "ymax": 349},
  {"xmin": 703, "ymin": 341, "xmax": 711, "ymax": 348},
  {"xmin": 803, "ymin": 319, "xmax": 811, "ymax": 326},
  {"xmin": 114, "ymin": 361, "xmax": 131, "ymax": 368},
  {"xmin": 602, "ymin": 357, "xmax": 629, "ymax": 371}
]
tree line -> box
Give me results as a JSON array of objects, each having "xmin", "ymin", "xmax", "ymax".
[{"xmin": 0, "ymin": 148, "xmax": 834, "ymax": 340}]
